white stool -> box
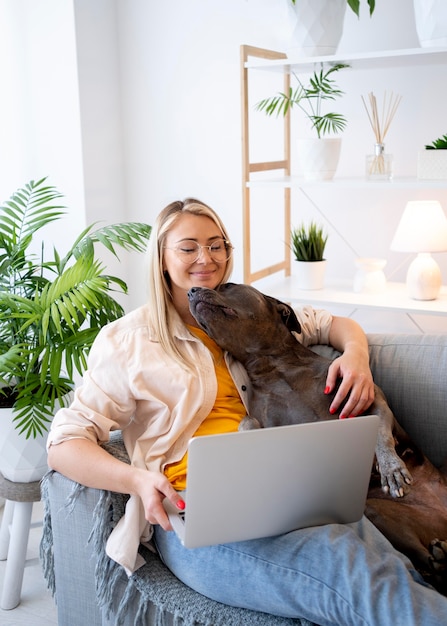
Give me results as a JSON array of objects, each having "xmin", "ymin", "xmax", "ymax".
[{"xmin": 0, "ymin": 473, "xmax": 41, "ymax": 609}]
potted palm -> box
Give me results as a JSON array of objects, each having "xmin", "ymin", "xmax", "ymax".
[
  {"xmin": 291, "ymin": 0, "xmax": 376, "ymax": 17},
  {"xmin": 288, "ymin": 0, "xmax": 376, "ymax": 58},
  {"xmin": 290, "ymin": 222, "xmax": 328, "ymax": 290},
  {"xmin": 0, "ymin": 178, "xmax": 151, "ymax": 481},
  {"xmin": 256, "ymin": 63, "xmax": 349, "ymax": 180}
]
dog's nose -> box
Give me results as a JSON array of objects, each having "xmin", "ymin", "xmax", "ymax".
[{"xmin": 188, "ymin": 287, "xmax": 200, "ymax": 300}]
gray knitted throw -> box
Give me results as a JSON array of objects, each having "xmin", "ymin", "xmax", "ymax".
[{"xmin": 40, "ymin": 436, "xmax": 315, "ymax": 626}]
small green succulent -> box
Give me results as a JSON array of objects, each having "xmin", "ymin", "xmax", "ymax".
[
  {"xmin": 425, "ymin": 134, "xmax": 447, "ymax": 150},
  {"xmin": 290, "ymin": 222, "xmax": 328, "ymax": 262}
]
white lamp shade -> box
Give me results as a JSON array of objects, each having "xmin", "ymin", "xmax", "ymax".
[{"xmin": 390, "ymin": 200, "xmax": 447, "ymax": 252}]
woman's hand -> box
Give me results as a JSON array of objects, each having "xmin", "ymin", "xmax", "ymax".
[
  {"xmin": 325, "ymin": 351, "xmax": 375, "ymax": 418},
  {"xmin": 133, "ymin": 468, "xmax": 185, "ymax": 531},
  {"xmin": 325, "ymin": 316, "xmax": 375, "ymax": 418}
]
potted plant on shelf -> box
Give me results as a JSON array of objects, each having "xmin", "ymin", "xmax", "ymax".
[
  {"xmin": 287, "ymin": 0, "xmax": 375, "ymax": 58},
  {"xmin": 290, "ymin": 222, "xmax": 328, "ymax": 290},
  {"xmin": 256, "ymin": 63, "xmax": 349, "ymax": 180},
  {"xmin": 417, "ymin": 133, "xmax": 447, "ymax": 181},
  {"xmin": 290, "ymin": 0, "xmax": 376, "ymax": 17},
  {"xmin": 0, "ymin": 178, "xmax": 151, "ymax": 482}
]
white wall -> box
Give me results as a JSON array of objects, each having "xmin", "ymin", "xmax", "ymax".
[
  {"xmin": 0, "ymin": 0, "xmax": 86, "ymax": 243},
  {"xmin": 2, "ymin": 0, "xmax": 447, "ymax": 333}
]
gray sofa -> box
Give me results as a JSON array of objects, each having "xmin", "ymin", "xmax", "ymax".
[{"xmin": 40, "ymin": 333, "xmax": 447, "ymax": 626}]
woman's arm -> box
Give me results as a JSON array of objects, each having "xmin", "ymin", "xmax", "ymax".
[
  {"xmin": 47, "ymin": 439, "xmax": 184, "ymax": 530},
  {"xmin": 325, "ymin": 315, "xmax": 375, "ymax": 418}
]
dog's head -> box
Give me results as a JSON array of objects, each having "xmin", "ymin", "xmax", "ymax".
[{"xmin": 187, "ymin": 283, "xmax": 302, "ymax": 359}]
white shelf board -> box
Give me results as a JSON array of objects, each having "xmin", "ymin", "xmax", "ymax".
[
  {"xmin": 252, "ymin": 277, "xmax": 447, "ymax": 317},
  {"xmin": 245, "ymin": 46, "xmax": 447, "ymax": 73},
  {"xmin": 246, "ymin": 176, "xmax": 447, "ymax": 190}
]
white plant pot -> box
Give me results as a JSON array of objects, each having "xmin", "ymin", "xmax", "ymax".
[
  {"xmin": 0, "ymin": 406, "xmax": 49, "ymax": 482},
  {"xmin": 417, "ymin": 150, "xmax": 447, "ymax": 180},
  {"xmin": 294, "ymin": 260, "xmax": 327, "ymax": 290},
  {"xmin": 297, "ymin": 138, "xmax": 342, "ymax": 181},
  {"xmin": 288, "ymin": 0, "xmax": 347, "ymax": 58},
  {"xmin": 0, "ymin": 393, "xmax": 71, "ymax": 483},
  {"xmin": 413, "ymin": 0, "xmax": 447, "ymax": 47}
]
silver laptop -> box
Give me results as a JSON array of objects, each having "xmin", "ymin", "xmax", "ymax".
[{"xmin": 163, "ymin": 414, "xmax": 379, "ymax": 548}]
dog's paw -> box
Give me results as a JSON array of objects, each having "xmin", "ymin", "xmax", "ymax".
[
  {"xmin": 379, "ymin": 458, "xmax": 413, "ymax": 498},
  {"xmin": 429, "ymin": 539, "xmax": 447, "ymax": 574},
  {"xmin": 238, "ymin": 416, "xmax": 261, "ymax": 430}
]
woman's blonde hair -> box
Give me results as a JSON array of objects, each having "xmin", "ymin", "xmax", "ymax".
[{"xmin": 146, "ymin": 198, "xmax": 234, "ymax": 370}]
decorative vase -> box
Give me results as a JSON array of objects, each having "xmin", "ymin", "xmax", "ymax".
[
  {"xmin": 294, "ymin": 259, "xmax": 327, "ymax": 290},
  {"xmin": 413, "ymin": 0, "xmax": 447, "ymax": 47},
  {"xmin": 353, "ymin": 258, "xmax": 387, "ymax": 294},
  {"xmin": 0, "ymin": 407, "xmax": 49, "ymax": 482},
  {"xmin": 287, "ymin": 0, "xmax": 347, "ymax": 58},
  {"xmin": 365, "ymin": 143, "xmax": 393, "ymax": 181},
  {"xmin": 297, "ymin": 138, "xmax": 342, "ymax": 181}
]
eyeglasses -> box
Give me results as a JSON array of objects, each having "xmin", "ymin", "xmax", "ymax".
[{"xmin": 164, "ymin": 238, "xmax": 234, "ymax": 264}]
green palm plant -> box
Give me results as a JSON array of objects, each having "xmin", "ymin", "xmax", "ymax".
[
  {"xmin": 0, "ymin": 178, "xmax": 151, "ymax": 437},
  {"xmin": 255, "ymin": 63, "xmax": 349, "ymax": 138}
]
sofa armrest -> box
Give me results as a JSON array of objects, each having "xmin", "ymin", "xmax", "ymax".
[{"xmin": 367, "ymin": 334, "xmax": 447, "ymax": 467}]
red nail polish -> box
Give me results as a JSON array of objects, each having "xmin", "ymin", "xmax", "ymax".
[
  {"xmin": 177, "ymin": 499, "xmax": 186, "ymax": 510},
  {"xmin": 324, "ymin": 386, "xmax": 331, "ymax": 394},
  {"xmin": 329, "ymin": 407, "xmax": 336, "ymax": 415}
]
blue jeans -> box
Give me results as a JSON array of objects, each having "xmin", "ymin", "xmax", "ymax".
[{"xmin": 154, "ymin": 516, "xmax": 447, "ymax": 626}]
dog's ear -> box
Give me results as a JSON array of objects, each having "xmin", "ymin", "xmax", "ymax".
[{"xmin": 265, "ymin": 295, "xmax": 302, "ymax": 334}]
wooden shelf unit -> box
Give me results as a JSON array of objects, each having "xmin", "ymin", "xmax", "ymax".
[{"xmin": 240, "ymin": 43, "xmax": 447, "ymax": 287}]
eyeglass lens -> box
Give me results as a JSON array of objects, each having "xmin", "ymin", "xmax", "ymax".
[{"xmin": 174, "ymin": 239, "xmax": 232, "ymax": 263}]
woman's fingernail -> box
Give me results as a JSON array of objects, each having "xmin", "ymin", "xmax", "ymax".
[
  {"xmin": 324, "ymin": 386, "xmax": 331, "ymax": 394},
  {"xmin": 177, "ymin": 499, "xmax": 186, "ymax": 510},
  {"xmin": 329, "ymin": 407, "xmax": 336, "ymax": 415}
]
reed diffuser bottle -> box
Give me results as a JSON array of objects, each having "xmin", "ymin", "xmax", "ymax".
[
  {"xmin": 366, "ymin": 142, "xmax": 393, "ymax": 180},
  {"xmin": 362, "ymin": 91, "xmax": 401, "ymax": 181}
]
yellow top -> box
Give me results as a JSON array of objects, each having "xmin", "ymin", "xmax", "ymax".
[{"xmin": 164, "ymin": 325, "xmax": 246, "ymax": 490}]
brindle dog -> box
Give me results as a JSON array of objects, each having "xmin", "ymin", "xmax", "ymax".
[{"xmin": 188, "ymin": 282, "xmax": 447, "ymax": 594}]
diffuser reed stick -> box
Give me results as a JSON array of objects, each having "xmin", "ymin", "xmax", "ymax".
[{"xmin": 362, "ymin": 91, "xmax": 402, "ymax": 176}]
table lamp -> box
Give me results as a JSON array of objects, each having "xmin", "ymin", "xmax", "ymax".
[{"xmin": 390, "ymin": 200, "xmax": 447, "ymax": 300}]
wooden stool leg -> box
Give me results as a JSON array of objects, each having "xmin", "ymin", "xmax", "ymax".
[
  {"xmin": 0, "ymin": 500, "xmax": 14, "ymax": 560},
  {"xmin": 1, "ymin": 501, "xmax": 33, "ymax": 610}
]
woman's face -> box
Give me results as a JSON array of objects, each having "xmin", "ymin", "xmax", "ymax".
[{"xmin": 163, "ymin": 213, "xmax": 229, "ymax": 304}]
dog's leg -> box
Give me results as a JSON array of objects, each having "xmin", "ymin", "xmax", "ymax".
[
  {"xmin": 239, "ymin": 415, "xmax": 261, "ymax": 430},
  {"xmin": 429, "ymin": 539, "xmax": 447, "ymax": 576},
  {"xmin": 372, "ymin": 388, "xmax": 413, "ymax": 498}
]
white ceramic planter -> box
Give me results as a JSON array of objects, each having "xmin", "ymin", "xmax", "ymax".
[
  {"xmin": 294, "ymin": 260, "xmax": 327, "ymax": 290},
  {"xmin": 417, "ymin": 150, "xmax": 447, "ymax": 180},
  {"xmin": 296, "ymin": 138, "xmax": 342, "ymax": 181},
  {"xmin": 413, "ymin": 0, "xmax": 447, "ymax": 47},
  {"xmin": 288, "ymin": 0, "xmax": 346, "ymax": 57},
  {"xmin": 0, "ymin": 407, "xmax": 49, "ymax": 482}
]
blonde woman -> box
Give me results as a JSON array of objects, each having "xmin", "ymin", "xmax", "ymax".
[{"xmin": 48, "ymin": 199, "xmax": 447, "ymax": 625}]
